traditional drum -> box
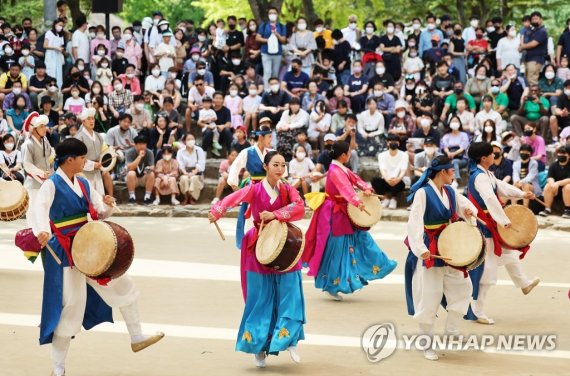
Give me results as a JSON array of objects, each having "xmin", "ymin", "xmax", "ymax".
[
  {"xmin": 72, "ymin": 221, "xmax": 134, "ymax": 279},
  {"xmin": 438, "ymin": 221, "xmax": 486, "ymax": 271},
  {"xmin": 256, "ymin": 220, "xmax": 304, "ymax": 272},
  {"xmin": 99, "ymin": 147, "xmax": 117, "ymax": 173},
  {"xmin": 0, "ymin": 180, "xmax": 29, "ymax": 221},
  {"xmin": 347, "ymin": 192, "xmax": 382, "ymax": 230},
  {"xmin": 497, "ymin": 204, "xmax": 538, "ymax": 249}
]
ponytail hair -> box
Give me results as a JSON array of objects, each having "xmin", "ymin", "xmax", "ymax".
[
  {"xmin": 254, "ymin": 125, "xmax": 271, "ymax": 141},
  {"xmin": 330, "ymin": 140, "xmax": 350, "ymax": 160}
]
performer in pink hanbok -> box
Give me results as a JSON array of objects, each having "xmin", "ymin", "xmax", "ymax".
[
  {"xmin": 208, "ymin": 151, "xmax": 306, "ymax": 368},
  {"xmin": 303, "ymin": 141, "xmax": 398, "ymax": 301}
]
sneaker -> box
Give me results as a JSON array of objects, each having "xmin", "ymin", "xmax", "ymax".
[
  {"xmin": 451, "ymin": 180, "xmax": 459, "ymax": 190},
  {"xmin": 563, "ymin": 209, "xmax": 570, "ymax": 219},
  {"xmin": 288, "ymin": 346, "xmax": 301, "ymax": 363},
  {"xmin": 153, "ymin": 197, "xmax": 160, "ymax": 206},
  {"xmin": 381, "ymin": 199, "xmax": 390, "ymax": 208},
  {"xmin": 403, "ymin": 176, "xmax": 411, "ymax": 189},
  {"xmin": 211, "ymin": 147, "xmax": 221, "ymax": 157},
  {"xmin": 538, "ymin": 209, "xmax": 551, "ymax": 217},
  {"xmin": 171, "ymin": 197, "xmax": 180, "ymax": 205},
  {"xmin": 213, "ymin": 141, "xmax": 223, "ymax": 150},
  {"xmin": 389, "ymin": 198, "xmax": 397, "ymax": 209},
  {"xmin": 423, "ymin": 349, "xmax": 439, "ymax": 361},
  {"xmin": 128, "ymin": 197, "xmax": 136, "ymax": 205},
  {"xmin": 143, "ymin": 197, "xmax": 153, "ymax": 205},
  {"xmin": 254, "ymin": 352, "xmax": 266, "ymax": 368},
  {"xmin": 522, "ymin": 277, "xmax": 540, "ymax": 295},
  {"xmin": 327, "ymin": 291, "xmax": 343, "ymax": 301},
  {"xmin": 211, "ymin": 197, "xmax": 220, "ymax": 205}
]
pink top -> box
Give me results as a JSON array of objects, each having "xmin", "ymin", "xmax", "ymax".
[
  {"xmin": 219, "ymin": 159, "xmax": 230, "ymax": 174},
  {"xmin": 523, "ymin": 135, "xmax": 546, "ymax": 164},
  {"xmin": 119, "ymin": 74, "xmax": 142, "ymax": 95},
  {"xmin": 90, "ymin": 38, "xmax": 112, "ymax": 59},
  {"xmin": 224, "ymin": 95, "xmax": 244, "ymax": 128},
  {"xmin": 123, "ymin": 40, "xmax": 143, "ymax": 69}
]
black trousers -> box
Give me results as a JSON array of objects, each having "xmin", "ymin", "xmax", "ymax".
[
  {"xmin": 371, "ymin": 177, "xmax": 406, "ymax": 197},
  {"xmin": 202, "ymin": 127, "xmax": 233, "ymax": 153}
]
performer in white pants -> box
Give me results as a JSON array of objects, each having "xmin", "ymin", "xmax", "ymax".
[
  {"xmin": 405, "ymin": 155, "xmax": 477, "ymax": 361},
  {"xmin": 465, "ymin": 142, "xmax": 540, "ymax": 325}
]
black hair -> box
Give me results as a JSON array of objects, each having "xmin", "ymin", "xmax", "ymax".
[
  {"xmin": 118, "ymin": 113, "xmax": 133, "ymax": 122},
  {"xmin": 520, "ymin": 144, "xmax": 533, "ymax": 153},
  {"xmin": 468, "ymin": 142, "xmax": 493, "ymax": 163},
  {"xmin": 330, "ymin": 140, "xmax": 350, "ymax": 160},
  {"xmin": 134, "ymin": 134, "xmax": 148, "ymax": 144},
  {"xmin": 162, "ymin": 145, "xmax": 173, "ymax": 155},
  {"xmin": 429, "ymin": 155, "xmax": 452, "ymax": 179},
  {"xmin": 263, "ymin": 150, "xmax": 281, "ymax": 165},
  {"xmin": 163, "ymin": 97, "xmax": 174, "ymax": 105},
  {"xmin": 55, "ymin": 138, "xmax": 88, "ymax": 162},
  {"xmin": 212, "ymin": 91, "xmax": 225, "ymax": 99},
  {"xmin": 331, "ymin": 29, "xmax": 343, "ymax": 40},
  {"xmin": 346, "ymin": 113, "xmax": 357, "ymax": 122},
  {"xmin": 558, "ymin": 145, "xmax": 570, "ymax": 154},
  {"xmin": 253, "ymin": 125, "xmax": 271, "ymax": 141}
]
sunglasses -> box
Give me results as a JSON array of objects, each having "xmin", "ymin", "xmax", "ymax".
[{"xmin": 195, "ymin": 83, "xmax": 203, "ymax": 86}]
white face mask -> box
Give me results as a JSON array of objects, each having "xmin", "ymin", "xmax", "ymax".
[
  {"xmin": 5, "ymin": 47, "xmax": 13, "ymax": 55},
  {"xmin": 297, "ymin": 23, "xmax": 307, "ymax": 31},
  {"xmin": 484, "ymin": 125, "xmax": 493, "ymax": 133},
  {"xmin": 89, "ymin": 32, "xmax": 96, "ymax": 39},
  {"xmin": 97, "ymin": 33, "xmax": 105, "ymax": 39},
  {"xmin": 97, "ymin": 50, "xmax": 105, "ymax": 56},
  {"xmin": 92, "ymin": 87, "xmax": 101, "ymax": 94},
  {"xmin": 545, "ymin": 71, "xmax": 555, "ymax": 80},
  {"xmin": 396, "ymin": 111, "xmax": 406, "ymax": 118},
  {"xmin": 268, "ymin": 14, "xmax": 278, "ymax": 22},
  {"xmin": 486, "ymin": 26, "xmax": 495, "ymax": 33},
  {"xmin": 412, "ymin": 23, "xmax": 421, "ymax": 30},
  {"xmin": 162, "ymin": 155, "xmax": 172, "ymax": 161},
  {"xmin": 114, "ymin": 83, "xmax": 123, "ymax": 91},
  {"xmin": 21, "ymin": 49, "xmax": 30, "ymax": 56},
  {"xmin": 49, "ymin": 86, "xmax": 58, "ymax": 93},
  {"xmin": 56, "ymin": 25, "xmax": 63, "ymax": 32},
  {"xmin": 565, "ymin": 89, "xmax": 570, "ymax": 96},
  {"xmin": 386, "ymin": 26, "xmax": 394, "ymax": 34},
  {"xmin": 101, "ymin": 62, "xmax": 109, "ymax": 68},
  {"xmin": 270, "ymin": 84, "xmax": 280, "ymax": 93},
  {"xmin": 349, "ymin": 23, "xmax": 357, "ymax": 30},
  {"xmin": 77, "ymin": 64, "xmax": 85, "ymax": 71},
  {"xmin": 116, "ymin": 52, "xmax": 124, "ymax": 58},
  {"xmin": 508, "ymin": 30, "xmax": 516, "ymax": 37},
  {"xmin": 152, "ymin": 69, "xmax": 161, "ymax": 77},
  {"xmin": 169, "ymin": 72, "xmax": 177, "ymax": 79},
  {"xmin": 124, "ymin": 33, "xmax": 132, "ymax": 41},
  {"xmin": 296, "ymin": 151, "xmax": 306, "ymax": 160},
  {"xmin": 197, "ymin": 69, "xmax": 206, "ymax": 75},
  {"xmin": 135, "ymin": 103, "xmax": 144, "ymax": 111},
  {"xmin": 71, "ymin": 91, "xmax": 79, "ymax": 98},
  {"xmin": 477, "ymin": 75, "xmax": 486, "ymax": 80},
  {"xmin": 191, "ymin": 54, "xmax": 200, "ymax": 62},
  {"xmin": 232, "ymin": 59, "xmax": 241, "ymax": 66},
  {"xmin": 127, "ymin": 73, "xmax": 135, "ymax": 78},
  {"xmin": 12, "ymin": 88, "xmax": 21, "ymax": 95},
  {"xmin": 427, "ymin": 23, "xmax": 435, "ymax": 30},
  {"xmin": 406, "ymin": 84, "xmax": 415, "ymax": 90},
  {"xmin": 186, "ymin": 140, "xmax": 195, "ymax": 148},
  {"xmin": 374, "ymin": 90, "xmax": 383, "ymax": 97},
  {"xmin": 4, "ymin": 143, "xmax": 14, "ymax": 150},
  {"xmin": 449, "ymin": 122, "xmax": 460, "ymax": 130},
  {"xmin": 425, "ymin": 146, "xmax": 435, "ymax": 155},
  {"xmin": 353, "ymin": 66, "xmax": 362, "ymax": 73},
  {"xmin": 249, "ymin": 25, "xmax": 257, "ymax": 32},
  {"xmin": 375, "ymin": 67, "xmax": 385, "ymax": 75},
  {"xmin": 315, "ymin": 26, "xmax": 324, "ymax": 33},
  {"xmin": 198, "ymin": 35, "xmax": 206, "ymax": 42},
  {"xmin": 420, "ymin": 118, "xmax": 431, "ymax": 127},
  {"xmin": 249, "ymin": 89, "xmax": 257, "ymax": 96},
  {"xmin": 470, "ymin": 20, "xmax": 479, "ymax": 28},
  {"xmin": 229, "ymin": 90, "xmax": 238, "ymax": 97},
  {"xmin": 365, "ymin": 27, "xmax": 374, "ymax": 35}
]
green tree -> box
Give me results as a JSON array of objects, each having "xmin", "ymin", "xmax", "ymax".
[{"xmin": 121, "ymin": 0, "xmax": 204, "ymax": 25}]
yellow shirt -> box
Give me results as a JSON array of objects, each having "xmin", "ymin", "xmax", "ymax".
[
  {"xmin": 0, "ymin": 72, "xmax": 28, "ymax": 90},
  {"xmin": 314, "ymin": 29, "xmax": 333, "ymax": 49}
]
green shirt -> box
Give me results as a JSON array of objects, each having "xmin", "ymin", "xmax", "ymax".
[
  {"xmin": 444, "ymin": 93, "xmax": 476, "ymax": 111},
  {"xmin": 523, "ymin": 96, "xmax": 550, "ymax": 121},
  {"xmin": 538, "ymin": 77, "xmax": 563, "ymax": 94},
  {"xmin": 492, "ymin": 92, "xmax": 509, "ymax": 109}
]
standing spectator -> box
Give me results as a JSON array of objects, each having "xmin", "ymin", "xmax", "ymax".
[
  {"xmin": 43, "ymin": 18, "xmax": 66, "ymax": 87},
  {"xmin": 448, "ymin": 23, "xmax": 467, "ymax": 83},
  {"xmin": 341, "ymin": 15, "xmax": 360, "ymax": 51},
  {"xmin": 259, "ymin": 77, "xmax": 290, "ymax": 126},
  {"xmin": 496, "ymin": 25, "xmax": 521, "ymax": 72},
  {"xmin": 344, "ymin": 60, "xmax": 368, "ymax": 114},
  {"xmin": 359, "ymin": 21, "xmax": 382, "ymax": 77},
  {"xmin": 513, "ymin": 144, "xmax": 541, "ymax": 208},
  {"xmin": 153, "ymin": 145, "xmax": 180, "ymax": 206},
  {"xmin": 379, "ymin": 20, "xmax": 403, "ymax": 81},
  {"xmin": 419, "ymin": 14, "xmax": 443, "ymax": 57},
  {"xmin": 520, "ymin": 11, "xmax": 548, "ymax": 85},
  {"xmin": 155, "ymin": 31, "xmax": 176, "ymax": 76},
  {"xmin": 244, "ymin": 20, "xmax": 262, "ymax": 70},
  {"xmin": 440, "ymin": 115, "xmax": 469, "ymax": 188},
  {"xmin": 256, "ymin": 7, "xmax": 287, "ymax": 87},
  {"xmin": 111, "ymin": 46, "xmax": 129, "ymax": 77},
  {"xmin": 510, "ymin": 84, "xmax": 550, "ymax": 138},
  {"xmin": 556, "ymin": 19, "xmax": 570, "ymax": 67},
  {"xmin": 489, "ymin": 141, "xmax": 513, "ymax": 183},
  {"xmin": 332, "ymin": 29, "xmax": 352, "ymax": 86},
  {"xmin": 177, "ymin": 133, "xmax": 206, "ymax": 204},
  {"xmin": 125, "ymin": 134, "xmax": 155, "ymax": 205},
  {"xmin": 71, "ymin": 14, "xmax": 90, "ymax": 65},
  {"xmin": 550, "ymin": 79, "xmax": 570, "ymax": 143},
  {"xmin": 372, "ymin": 134, "xmax": 408, "ymax": 209},
  {"xmin": 313, "ymin": 18, "xmax": 333, "ymax": 49},
  {"xmin": 539, "ymin": 145, "xmax": 570, "ymax": 218},
  {"xmin": 123, "ymin": 27, "xmax": 142, "ymax": 71},
  {"xmin": 289, "ymin": 17, "xmax": 317, "ymax": 76},
  {"xmin": 462, "ymin": 16, "xmax": 479, "ymax": 43}
]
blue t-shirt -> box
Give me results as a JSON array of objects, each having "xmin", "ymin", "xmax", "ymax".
[
  {"xmin": 525, "ymin": 26, "xmax": 548, "ymax": 64},
  {"xmin": 283, "ymin": 70, "xmax": 309, "ymax": 91},
  {"xmin": 6, "ymin": 109, "xmax": 29, "ymax": 131},
  {"xmin": 259, "ymin": 22, "xmax": 287, "ymax": 55},
  {"xmin": 347, "ymin": 74, "xmax": 369, "ymax": 93}
]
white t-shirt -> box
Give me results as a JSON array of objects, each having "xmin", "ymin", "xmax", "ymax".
[
  {"xmin": 378, "ymin": 150, "xmax": 408, "ymax": 180},
  {"xmin": 72, "ymin": 29, "xmax": 90, "ymax": 63},
  {"xmin": 0, "ymin": 118, "xmax": 8, "ymax": 133},
  {"xmin": 144, "ymin": 75, "xmax": 166, "ymax": 93},
  {"xmin": 243, "ymin": 95, "xmax": 262, "ymax": 113},
  {"xmin": 63, "ymin": 97, "xmax": 86, "ymax": 115},
  {"xmin": 154, "ymin": 43, "xmax": 175, "ymax": 72},
  {"xmin": 188, "ymin": 86, "xmax": 215, "ymax": 106},
  {"xmin": 289, "ymin": 157, "xmax": 314, "ymax": 178}
]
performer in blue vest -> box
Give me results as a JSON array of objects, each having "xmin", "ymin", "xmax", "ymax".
[
  {"xmin": 29, "ymin": 139, "xmax": 164, "ymax": 376},
  {"xmin": 405, "ymin": 155, "xmax": 477, "ymax": 361},
  {"xmin": 465, "ymin": 142, "xmax": 540, "ymax": 325},
  {"xmin": 227, "ymin": 120, "xmax": 275, "ymax": 248}
]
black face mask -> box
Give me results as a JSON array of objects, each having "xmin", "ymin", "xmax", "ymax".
[
  {"xmin": 520, "ymin": 153, "xmax": 531, "ymax": 161},
  {"xmin": 389, "ymin": 142, "xmax": 399, "ymax": 150},
  {"xmin": 493, "ymin": 152, "xmax": 501, "ymax": 159},
  {"xmin": 531, "ymin": 22, "xmax": 539, "ymax": 28},
  {"xmin": 72, "ymin": 72, "xmax": 80, "ymax": 79},
  {"xmin": 454, "ymin": 29, "xmax": 462, "ymax": 36},
  {"xmin": 558, "ymin": 155, "xmax": 568, "ymax": 164},
  {"xmin": 228, "ymin": 24, "xmax": 236, "ymax": 30},
  {"xmin": 454, "ymin": 88, "xmax": 463, "ymax": 95},
  {"xmin": 325, "ymin": 144, "xmax": 333, "ymax": 151},
  {"xmin": 431, "ymin": 41, "xmax": 438, "ymax": 47},
  {"xmin": 523, "ymin": 130, "xmax": 533, "ymax": 137},
  {"xmin": 15, "ymin": 32, "xmax": 23, "ymax": 38}
]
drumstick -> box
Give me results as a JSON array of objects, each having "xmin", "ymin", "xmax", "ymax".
[
  {"xmin": 213, "ymin": 221, "xmax": 225, "ymax": 241},
  {"xmin": 112, "ymin": 203, "xmax": 122, "ymax": 213},
  {"xmin": 45, "ymin": 244, "xmax": 62, "ymax": 265},
  {"xmin": 259, "ymin": 220, "xmax": 266, "ymax": 233},
  {"xmin": 533, "ymin": 197, "xmax": 547, "ymax": 207},
  {"xmin": 430, "ymin": 254, "xmax": 452, "ymax": 261},
  {"xmin": 362, "ymin": 207, "xmax": 371, "ymax": 216},
  {"xmin": 475, "ymin": 216, "xmax": 520, "ymax": 232}
]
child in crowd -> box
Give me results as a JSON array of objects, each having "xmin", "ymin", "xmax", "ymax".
[
  {"xmin": 211, "ymin": 148, "xmax": 238, "ymax": 204},
  {"xmin": 289, "ymin": 144, "xmax": 316, "ymax": 196},
  {"xmin": 198, "ymin": 96, "xmax": 222, "ymax": 156},
  {"xmin": 243, "ymin": 83, "xmax": 261, "ymax": 131}
]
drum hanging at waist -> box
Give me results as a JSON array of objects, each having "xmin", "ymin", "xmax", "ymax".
[
  {"xmin": 437, "ymin": 221, "xmax": 486, "ymax": 271},
  {"xmin": 255, "ymin": 220, "xmax": 304, "ymax": 272},
  {"xmin": 0, "ymin": 180, "xmax": 29, "ymax": 221}
]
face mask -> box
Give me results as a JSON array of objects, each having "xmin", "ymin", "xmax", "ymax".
[
  {"xmin": 353, "ymin": 66, "xmax": 362, "ymax": 73},
  {"xmin": 249, "ymin": 89, "xmax": 257, "ymax": 96},
  {"xmin": 365, "ymin": 27, "xmax": 374, "ymax": 35},
  {"xmin": 470, "ymin": 20, "xmax": 479, "ymax": 28},
  {"xmin": 160, "ymin": 25, "xmax": 168, "ymax": 31},
  {"xmin": 191, "ymin": 54, "xmax": 200, "ymax": 62},
  {"xmin": 508, "ymin": 30, "xmax": 516, "ymax": 37},
  {"xmin": 55, "ymin": 25, "xmax": 63, "ymax": 32},
  {"xmin": 484, "ymin": 126, "xmax": 493, "ymax": 134},
  {"xmin": 491, "ymin": 86, "xmax": 500, "ymax": 94},
  {"xmin": 4, "ymin": 47, "xmax": 13, "ymax": 55},
  {"xmin": 124, "ymin": 33, "xmax": 132, "ymax": 41},
  {"xmin": 152, "ymin": 69, "xmax": 161, "ymax": 77},
  {"xmin": 486, "ymin": 26, "xmax": 495, "ymax": 33},
  {"xmin": 477, "ymin": 75, "xmax": 486, "ymax": 80},
  {"xmin": 89, "ymin": 32, "xmax": 96, "ymax": 39},
  {"xmin": 296, "ymin": 152, "xmax": 306, "ymax": 160},
  {"xmin": 406, "ymin": 84, "xmax": 415, "ymax": 90},
  {"xmin": 454, "ymin": 29, "xmax": 462, "ymax": 36},
  {"xmin": 421, "ymin": 118, "xmax": 431, "ymax": 128},
  {"xmin": 558, "ymin": 155, "xmax": 568, "ymax": 164},
  {"xmin": 12, "ymin": 87, "xmax": 21, "ymax": 95},
  {"xmin": 186, "ymin": 140, "xmax": 195, "ymax": 147},
  {"xmin": 389, "ymin": 142, "xmax": 399, "ymax": 150},
  {"xmin": 135, "ymin": 103, "xmax": 144, "ymax": 111},
  {"xmin": 21, "ymin": 49, "xmax": 30, "ymax": 56},
  {"xmin": 249, "ymin": 25, "xmax": 257, "ymax": 32},
  {"xmin": 349, "ymin": 23, "xmax": 357, "ymax": 30},
  {"xmin": 475, "ymin": 33, "xmax": 483, "ymax": 39},
  {"xmin": 229, "ymin": 90, "xmax": 238, "ymax": 97},
  {"xmin": 427, "ymin": 23, "xmax": 435, "ymax": 30},
  {"xmin": 163, "ymin": 155, "xmax": 172, "ymax": 161},
  {"xmin": 545, "ymin": 71, "xmax": 555, "ymax": 80},
  {"xmin": 565, "ymin": 89, "xmax": 570, "ymax": 96},
  {"xmin": 449, "ymin": 122, "xmax": 460, "ymax": 130},
  {"xmin": 268, "ymin": 14, "xmax": 278, "ymax": 22},
  {"xmin": 92, "ymin": 87, "xmax": 101, "ymax": 94},
  {"xmin": 97, "ymin": 33, "xmax": 105, "ymax": 39},
  {"xmin": 315, "ymin": 26, "xmax": 324, "ymax": 33},
  {"xmin": 116, "ymin": 52, "xmax": 124, "ymax": 58},
  {"xmin": 114, "ymin": 83, "xmax": 123, "ymax": 91},
  {"xmin": 270, "ymin": 84, "xmax": 280, "ymax": 93},
  {"xmin": 520, "ymin": 153, "xmax": 531, "ymax": 161},
  {"xmin": 71, "ymin": 91, "xmax": 79, "ymax": 98},
  {"xmin": 409, "ymin": 52, "xmax": 418, "ymax": 58},
  {"xmin": 374, "ymin": 90, "xmax": 383, "ymax": 97},
  {"xmin": 396, "ymin": 111, "xmax": 406, "ymax": 118},
  {"xmin": 198, "ymin": 35, "xmax": 206, "ymax": 42},
  {"xmin": 493, "ymin": 152, "xmax": 501, "ymax": 159},
  {"xmin": 197, "ymin": 69, "xmax": 206, "ymax": 75},
  {"xmin": 232, "ymin": 59, "xmax": 241, "ymax": 66},
  {"xmin": 101, "ymin": 62, "xmax": 109, "ymax": 68},
  {"xmin": 49, "ymin": 86, "xmax": 58, "ymax": 93},
  {"xmin": 153, "ymin": 19, "xmax": 159, "ymax": 25},
  {"xmin": 454, "ymin": 88, "xmax": 463, "ymax": 95},
  {"xmin": 412, "ymin": 23, "xmax": 421, "ymax": 30},
  {"xmin": 4, "ymin": 143, "xmax": 14, "ymax": 150},
  {"xmin": 408, "ymin": 41, "xmax": 416, "ymax": 47},
  {"xmin": 523, "ymin": 130, "xmax": 533, "ymax": 137},
  {"xmin": 531, "ymin": 22, "xmax": 539, "ymax": 28},
  {"xmin": 386, "ymin": 26, "xmax": 394, "ymax": 34},
  {"xmin": 228, "ymin": 24, "xmax": 236, "ymax": 30},
  {"xmin": 126, "ymin": 73, "xmax": 135, "ymax": 79},
  {"xmin": 375, "ymin": 67, "xmax": 385, "ymax": 75},
  {"xmin": 97, "ymin": 50, "xmax": 105, "ymax": 56}
]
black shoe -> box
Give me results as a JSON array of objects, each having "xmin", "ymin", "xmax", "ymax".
[
  {"xmin": 128, "ymin": 197, "xmax": 136, "ymax": 205},
  {"xmin": 143, "ymin": 198, "xmax": 153, "ymax": 205},
  {"xmin": 563, "ymin": 209, "xmax": 570, "ymax": 219},
  {"xmin": 538, "ymin": 209, "xmax": 550, "ymax": 217}
]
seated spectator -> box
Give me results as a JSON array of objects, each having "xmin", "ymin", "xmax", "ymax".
[
  {"xmin": 0, "ymin": 109, "xmax": 7, "ymax": 136},
  {"xmin": 231, "ymin": 125, "xmax": 251, "ymax": 153},
  {"xmin": 368, "ymin": 81, "xmax": 395, "ymax": 125},
  {"xmin": 521, "ymin": 121, "xmax": 547, "ymax": 169},
  {"xmin": 28, "ymin": 61, "xmax": 50, "ymax": 110},
  {"xmin": 62, "ymin": 65, "xmax": 89, "ymax": 98},
  {"xmin": 105, "ymin": 113, "xmax": 137, "ymax": 151},
  {"xmin": 125, "ymin": 134, "xmax": 155, "ymax": 205},
  {"xmin": 145, "ymin": 63, "xmax": 166, "ymax": 97},
  {"xmin": 153, "ymin": 145, "xmax": 180, "ymax": 206},
  {"xmin": 85, "ymin": 81, "xmax": 109, "ymax": 106},
  {"xmin": 276, "ymin": 97, "xmax": 309, "ymax": 161},
  {"xmin": 109, "ymin": 77, "xmax": 134, "ymax": 118},
  {"xmin": 90, "ymin": 95, "xmax": 112, "ymax": 133},
  {"xmin": 243, "ymin": 64, "xmax": 264, "ymax": 92},
  {"xmin": 112, "ymin": 45, "xmax": 129, "ymax": 77},
  {"xmin": 130, "ymin": 95, "xmax": 152, "ymax": 132},
  {"xmin": 510, "ymin": 84, "xmax": 550, "ymax": 138},
  {"xmin": 0, "ymin": 133, "xmax": 24, "ymax": 183},
  {"xmin": 302, "ymin": 80, "xmax": 326, "ymax": 113},
  {"xmin": 243, "ymin": 83, "xmax": 261, "ymax": 131},
  {"xmin": 313, "ymin": 133, "xmax": 336, "ymax": 174},
  {"xmin": 550, "ymin": 79, "xmax": 570, "ymax": 143},
  {"xmin": 475, "ymin": 95, "xmax": 504, "ymax": 136},
  {"xmin": 501, "ymin": 130, "xmax": 521, "ymax": 162},
  {"xmin": 308, "ymin": 99, "xmax": 331, "ymax": 152},
  {"xmin": 431, "ymin": 61, "xmax": 456, "ymax": 114},
  {"xmin": 149, "ymin": 112, "xmax": 177, "ymax": 153},
  {"xmin": 539, "ymin": 145, "xmax": 570, "ymax": 218},
  {"xmin": 465, "ymin": 64, "xmax": 491, "ymax": 106},
  {"xmin": 334, "ymin": 113, "xmax": 360, "ymax": 172},
  {"xmin": 372, "ymin": 134, "xmax": 408, "ymax": 209},
  {"xmin": 293, "ymin": 129, "xmax": 313, "ymax": 160},
  {"xmin": 203, "ymin": 91, "xmax": 233, "ymax": 156},
  {"xmin": 188, "ymin": 61, "xmax": 214, "ymax": 87},
  {"xmin": 289, "ymin": 144, "xmax": 315, "ymax": 196},
  {"xmin": 489, "ymin": 141, "xmax": 513, "ymax": 183},
  {"xmin": 368, "ymin": 61, "xmax": 396, "ymax": 96},
  {"xmin": 327, "ymin": 84, "xmax": 351, "ymax": 114},
  {"xmin": 119, "ymin": 64, "xmax": 142, "ymax": 95},
  {"xmin": 185, "ymin": 75, "xmax": 215, "ymax": 129},
  {"xmin": 161, "ymin": 96, "xmax": 182, "ymax": 133},
  {"xmin": 2, "ymin": 81, "xmax": 32, "ymax": 111},
  {"xmin": 356, "ymin": 97, "xmax": 384, "ymax": 156},
  {"xmin": 412, "ymin": 80, "xmax": 434, "ymax": 117},
  {"xmin": 0, "ymin": 43, "xmax": 18, "ymax": 72},
  {"xmin": 501, "ymin": 63, "xmax": 528, "ymax": 112},
  {"xmin": 177, "ymin": 133, "xmax": 206, "ymax": 205},
  {"xmin": 0, "ymin": 63, "xmax": 27, "ymax": 105},
  {"xmin": 344, "ymin": 60, "xmax": 368, "ymax": 114},
  {"xmin": 454, "ymin": 97, "xmax": 475, "ymax": 134},
  {"xmin": 183, "ymin": 47, "xmax": 202, "ymax": 78},
  {"xmin": 440, "ymin": 81, "xmax": 476, "ymax": 122},
  {"xmin": 538, "ymin": 64, "xmax": 563, "ymax": 108},
  {"xmin": 413, "ymin": 137, "xmax": 441, "ymax": 183},
  {"xmin": 513, "ymin": 144, "xmax": 542, "ymax": 208},
  {"xmin": 388, "ymin": 100, "xmax": 416, "ymax": 147},
  {"xmin": 557, "ymin": 56, "xmax": 570, "ymax": 81},
  {"xmin": 212, "ymin": 148, "xmax": 239, "ymax": 204},
  {"xmin": 38, "ymin": 96, "xmax": 59, "ymax": 144},
  {"xmin": 412, "ymin": 114, "xmax": 440, "ymax": 145},
  {"xmin": 63, "ymin": 85, "xmax": 86, "ymax": 115},
  {"xmin": 330, "ymin": 100, "xmax": 349, "ymax": 134},
  {"xmin": 487, "ymin": 77, "xmax": 510, "ymax": 119},
  {"xmin": 281, "ymin": 59, "xmax": 309, "ymax": 99},
  {"xmin": 259, "ymin": 77, "xmax": 290, "ymax": 126},
  {"xmin": 440, "ymin": 115, "xmax": 469, "ymax": 188},
  {"xmin": 474, "ymin": 119, "xmax": 500, "ymax": 143}
]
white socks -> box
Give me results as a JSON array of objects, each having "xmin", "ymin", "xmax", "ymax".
[
  {"xmin": 120, "ymin": 302, "xmax": 145, "ymax": 343},
  {"xmin": 52, "ymin": 335, "xmax": 71, "ymax": 376}
]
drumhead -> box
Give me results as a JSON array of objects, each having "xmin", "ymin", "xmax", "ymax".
[
  {"xmin": 100, "ymin": 150, "xmax": 117, "ymax": 172},
  {"xmin": 438, "ymin": 222, "xmax": 483, "ymax": 267},
  {"xmin": 256, "ymin": 220, "xmax": 288, "ymax": 265},
  {"xmin": 497, "ymin": 205, "xmax": 538, "ymax": 249},
  {"xmin": 72, "ymin": 221, "xmax": 117, "ymax": 277},
  {"xmin": 0, "ymin": 180, "xmax": 26, "ymax": 211},
  {"xmin": 347, "ymin": 193, "xmax": 382, "ymax": 228}
]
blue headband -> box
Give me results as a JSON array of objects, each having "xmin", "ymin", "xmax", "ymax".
[
  {"xmin": 255, "ymin": 130, "xmax": 272, "ymax": 136},
  {"xmin": 407, "ymin": 159, "xmax": 454, "ymax": 202},
  {"xmin": 53, "ymin": 154, "xmax": 78, "ymax": 170}
]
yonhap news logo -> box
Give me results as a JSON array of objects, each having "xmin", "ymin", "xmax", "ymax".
[{"xmin": 361, "ymin": 323, "xmax": 398, "ymax": 362}]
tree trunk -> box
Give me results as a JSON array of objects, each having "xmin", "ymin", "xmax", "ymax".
[
  {"xmin": 67, "ymin": 0, "xmax": 82, "ymax": 23},
  {"xmin": 248, "ymin": 0, "xmax": 285, "ymax": 22},
  {"xmin": 301, "ymin": 0, "xmax": 317, "ymax": 26},
  {"xmin": 456, "ymin": 0, "xmax": 465, "ymax": 25}
]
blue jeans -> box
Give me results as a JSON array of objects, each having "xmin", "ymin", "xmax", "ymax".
[
  {"xmin": 452, "ymin": 158, "xmax": 468, "ymax": 180},
  {"xmin": 261, "ymin": 53, "xmax": 282, "ymax": 88}
]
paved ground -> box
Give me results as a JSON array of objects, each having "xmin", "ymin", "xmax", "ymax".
[{"xmin": 0, "ymin": 217, "xmax": 569, "ymax": 376}]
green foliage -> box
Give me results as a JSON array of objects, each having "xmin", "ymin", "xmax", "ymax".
[
  {"xmin": 121, "ymin": 0, "xmax": 205, "ymax": 24},
  {"xmin": 0, "ymin": 0, "xmax": 44, "ymax": 25},
  {"xmin": 192, "ymin": 0, "xmax": 253, "ymax": 26}
]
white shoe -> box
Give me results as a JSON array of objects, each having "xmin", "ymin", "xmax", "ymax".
[
  {"xmin": 522, "ymin": 277, "xmax": 540, "ymax": 295},
  {"xmin": 327, "ymin": 291, "xmax": 343, "ymax": 301},
  {"xmin": 254, "ymin": 352, "xmax": 266, "ymax": 368},
  {"xmin": 288, "ymin": 346, "xmax": 301, "ymax": 363},
  {"xmin": 424, "ymin": 349, "xmax": 439, "ymax": 361},
  {"xmin": 403, "ymin": 176, "xmax": 411, "ymax": 189},
  {"xmin": 389, "ymin": 198, "xmax": 397, "ymax": 209},
  {"xmin": 171, "ymin": 197, "xmax": 180, "ymax": 205},
  {"xmin": 211, "ymin": 197, "xmax": 220, "ymax": 205},
  {"xmin": 152, "ymin": 197, "xmax": 160, "ymax": 206},
  {"xmin": 476, "ymin": 316, "xmax": 495, "ymax": 325},
  {"xmin": 451, "ymin": 180, "xmax": 459, "ymax": 190},
  {"xmin": 381, "ymin": 199, "xmax": 390, "ymax": 208}
]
